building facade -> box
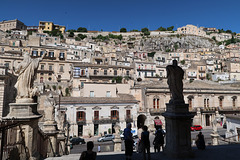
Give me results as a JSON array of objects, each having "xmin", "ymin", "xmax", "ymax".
[{"xmin": 0, "ymin": 19, "xmax": 27, "ymax": 31}]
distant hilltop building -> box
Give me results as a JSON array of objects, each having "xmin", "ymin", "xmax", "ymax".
[
  {"xmin": 38, "ymin": 21, "xmax": 66, "ymax": 33},
  {"xmin": 0, "ymin": 19, "xmax": 27, "ymax": 31},
  {"xmin": 177, "ymin": 24, "xmax": 206, "ymax": 37}
]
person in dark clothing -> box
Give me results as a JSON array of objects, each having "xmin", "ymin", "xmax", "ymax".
[
  {"xmin": 153, "ymin": 125, "xmax": 164, "ymax": 152},
  {"xmin": 79, "ymin": 141, "xmax": 97, "ymax": 160},
  {"xmin": 196, "ymin": 132, "xmax": 205, "ymax": 150},
  {"xmin": 124, "ymin": 123, "xmax": 133, "ymax": 160},
  {"xmin": 141, "ymin": 125, "xmax": 151, "ymax": 160}
]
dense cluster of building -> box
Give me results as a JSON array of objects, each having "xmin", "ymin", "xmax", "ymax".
[{"xmin": 0, "ymin": 19, "xmax": 240, "ymax": 158}]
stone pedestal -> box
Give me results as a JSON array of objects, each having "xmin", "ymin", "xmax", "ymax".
[
  {"xmin": 4, "ymin": 102, "xmax": 42, "ymax": 160},
  {"xmin": 113, "ymin": 138, "xmax": 122, "ymax": 152},
  {"xmin": 43, "ymin": 121, "xmax": 58, "ymax": 157},
  {"xmin": 113, "ymin": 123, "xmax": 122, "ymax": 152},
  {"xmin": 57, "ymin": 131, "xmax": 66, "ymax": 155},
  {"xmin": 162, "ymin": 103, "xmax": 195, "ymax": 158},
  {"xmin": 211, "ymin": 132, "xmax": 219, "ymax": 146},
  {"xmin": 6, "ymin": 103, "xmax": 42, "ymax": 119},
  {"xmin": 20, "ymin": 119, "xmax": 41, "ymax": 160}
]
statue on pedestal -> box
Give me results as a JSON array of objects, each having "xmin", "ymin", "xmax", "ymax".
[
  {"xmin": 166, "ymin": 60, "xmax": 185, "ymax": 104},
  {"xmin": 44, "ymin": 93, "xmax": 56, "ymax": 122},
  {"xmin": 211, "ymin": 111, "xmax": 220, "ymax": 145},
  {"xmin": 212, "ymin": 111, "xmax": 220, "ymax": 134},
  {"xmin": 14, "ymin": 51, "xmax": 46, "ymax": 103},
  {"xmin": 113, "ymin": 123, "xmax": 122, "ymax": 152}
]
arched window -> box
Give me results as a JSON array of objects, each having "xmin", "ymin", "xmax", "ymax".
[
  {"xmin": 94, "ymin": 111, "xmax": 99, "ymax": 120},
  {"xmin": 126, "ymin": 110, "xmax": 131, "ymax": 119},
  {"xmin": 111, "ymin": 110, "xmax": 119, "ymax": 120},
  {"xmin": 157, "ymin": 99, "xmax": 159, "ymax": 109},
  {"xmin": 153, "ymin": 96, "xmax": 160, "ymax": 109},
  {"xmin": 76, "ymin": 111, "xmax": 85, "ymax": 121},
  {"xmin": 232, "ymin": 96, "xmax": 237, "ymax": 109},
  {"xmin": 218, "ymin": 96, "xmax": 224, "ymax": 109},
  {"xmin": 153, "ymin": 98, "xmax": 156, "ymax": 109},
  {"xmin": 40, "ymin": 77, "xmax": 43, "ymax": 83}
]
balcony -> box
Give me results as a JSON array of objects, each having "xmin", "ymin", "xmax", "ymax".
[
  {"xmin": 218, "ymin": 106, "xmax": 240, "ymax": 114},
  {"xmin": 37, "ymin": 70, "xmax": 54, "ymax": 74},
  {"xmin": 125, "ymin": 115, "xmax": 133, "ymax": 123},
  {"xmin": 92, "ymin": 117, "xmax": 119, "ymax": 124},
  {"xmin": 201, "ymin": 107, "xmax": 217, "ymax": 113},
  {"xmin": 137, "ymin": 68, "xmax": 155, "ymax": 72},
  {"xmin": 59, "ymin": 57, "xmax": 65, "ymax": 60},
  {"xmin": 198, "ymin": 70, "xmax": 206, "ymax": 73},
  {"xmin": 198, "ymin": 75, "xmax": 205, "ymax": 79},
  {"xmin": 149, "ymin": 108, "xmax": 166, "ymax": 116},
  {"xmin": 188, "ymin": 75, "xmax": 197, "ymax": 78},
  {"xmin": 76, "ymin": 119, "xmax": 86, "ymax": 125}
]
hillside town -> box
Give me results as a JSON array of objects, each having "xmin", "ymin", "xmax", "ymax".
[{"xmin": 0, "ymin": 19, "xmax": 240, "ymax": 159}]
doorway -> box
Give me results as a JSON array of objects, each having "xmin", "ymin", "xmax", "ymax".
[
  {"xmin": 206, "ymin": 114, "xmax": 210, "ymax": 126},
  {"xmin": 78, "ymin": 125, "xmax": 83, "ymax": 136},
  {"xmin": 94, "ymin": 124, "xmax": 99, "ymax": 136}
]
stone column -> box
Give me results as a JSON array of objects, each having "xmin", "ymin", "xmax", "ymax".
[{"xmin": 163, "ymin": 103, "xmax": 194, "ymax": 158}]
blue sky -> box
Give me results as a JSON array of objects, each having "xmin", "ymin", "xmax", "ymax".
[{"xmin": 1, "ymin": 0, "xmax": 240, "ymax": 32}]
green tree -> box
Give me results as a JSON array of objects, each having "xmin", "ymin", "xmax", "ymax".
[
  {"xmin": 52, "ymin": 85, "xmax": 56, "ymax": 91},
  {"xmin": 158, "ymin": 26, "xmax": 167, "ymax": 31},
  {"xmin": 212, "ymin": 36, "xmax": 216, "ymax": 41},
  {"xmin": 67, "ymin": 29, "xmax": 76, "ymax": 32},
  {"xmin": 77, "ymin": 27, "xmax": 88, "ymax": 32},
  {"xmin": 65, "ymin": 88, "xmax": 70, "ymax": 96},
  {"xmin": 226, "ymin": 30, "xmax": 232, "ymax": 33},
  {"xmin": 77, "ymin": 34, "xmax": 87, "ymax": 40},
  {"xmin": 141, "ymin": 27, "xmax": 150, "ymax": 36},
  {"xmin": 120, "ymin": 28, "xmax": 127, "ymax": 32},
  {"xmin": 174, "ymin": 44, "xmax": 178, "ymax": 51},
  {"xmin": 167, "ymin": 26, "xmax": 174, "ymax": 31},
  {"xmin": 68, "ymin": 31, "xmax": 74, "ymax": 37},
  {"xmin": 180, "ymin": 60, "xmax": 185, "ymax": 65},
  {"xmin": 147, "ymin": 52, "xmax": 156, "ymax": 57}
]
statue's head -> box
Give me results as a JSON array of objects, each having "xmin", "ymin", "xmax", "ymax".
[
  {"xmin": 23, "ymin": 52, "xmax": 30, "ymax": 57},
  {"xmin": 23, "ymin": 52, "xmax": 31, "ymax": 62},
  {"xmin": 173, "ymin": 60, "xmax": 178, "ymax": 66}
]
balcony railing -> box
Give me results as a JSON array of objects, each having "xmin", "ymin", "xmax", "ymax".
[
  {"xmin": 198, "ymin": 70, "xmax": 206, "ymax": 73},
  {"xmin": 92, "ymin": 117, "xmax": 119, "ymax": 124},
  {"xmin": 149, "ymin": 108, "xmax": 166, "ymax": 116},
  {"xmin": 200, "ymin": 106, "xmax": 240, "ymax": 114},
  {"xmin": 198, "ymin": 75, "xmax": 205, "ymax": 79},
  {"xmin": 188, "ymin": 75, "xmax": 197, "ymax": 78},
  {"xmin": 76, "ymin": 119, "xmax": 86, "ymax": 125}
]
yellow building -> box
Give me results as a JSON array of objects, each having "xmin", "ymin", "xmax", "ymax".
[{"xmin": 38, "ymin": 21, "xmax": 65, "ymax": 33}]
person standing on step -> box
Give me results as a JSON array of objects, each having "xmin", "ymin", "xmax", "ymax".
[
  {"xmin": 124, "ymin": 123, "xmax": 134, "ymax": 160},
  {"xmin": 141, "ymin": 125, "xmax": 151, "ymax": 160},
  {"xmin": 79, "ymin": 141, "xmax": 97, "ymax": 160}
]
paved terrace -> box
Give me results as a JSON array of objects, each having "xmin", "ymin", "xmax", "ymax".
[{"xmin": 46, "ymin": 144, "xmax": 240, "ymax": 160}]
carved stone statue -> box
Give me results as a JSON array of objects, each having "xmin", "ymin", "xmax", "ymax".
[
  {"xmin": 14, "ymin": 51, "xmax": 46, "ymax": 103},
  {"xmin": 44, "ymin": 93, "xmax": 56, "ymax": 122},
  {"xmin": 212, "ymin": 111, "xmax": 220, "ymax": 133},
  {"xmin": 166, "ymin": 60, "xmax": 185, "ymax": 104}
]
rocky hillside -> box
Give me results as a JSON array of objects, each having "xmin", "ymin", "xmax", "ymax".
[{"xmin": 137, "ymin": 35, "xmax": 216, "ymax": 51}]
